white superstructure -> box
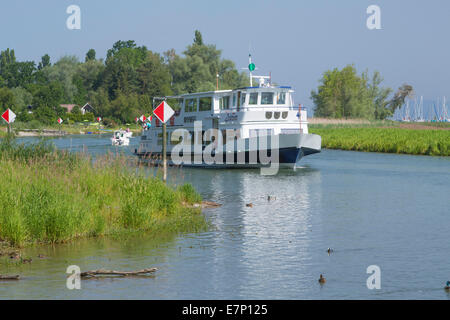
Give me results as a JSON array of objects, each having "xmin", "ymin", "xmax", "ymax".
[{"xmin": 135, "ymin": 67, "xmax": 321, "ymax": 168}]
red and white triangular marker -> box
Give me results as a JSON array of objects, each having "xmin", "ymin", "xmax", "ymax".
[
  {"xmin": 153, "ymin": 101, "xmax": 175, "ymax": 124},
  {"xmin": 139, "ymin": 115, "xmax": 147, "ymax": 122},
  {"xmin": 57, "ymin": 118, "xmax": 63, "ymax": 124},
  {"xmin": 97, "ymin": 117, "xmax": 102, "ymax": 122},
  {"xmin": 1, "ymin": 109, "xmax": 16, "ymax": 124}
]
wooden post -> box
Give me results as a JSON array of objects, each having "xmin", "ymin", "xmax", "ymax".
[
  {"xmin": 163, "ymin": 122, "xmax": 167, "ymax": 183},
  {"xmin": 7, "ymin": 123, "xmax": 11, "ymax": 134}
]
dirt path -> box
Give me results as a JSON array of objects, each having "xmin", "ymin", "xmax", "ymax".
[
  {"xmin": 394, "ymin": 123, "xmax": 450, "ymax": 130},
  {"xmin": 308, "ymin": 118, "xmax": 371, "ymax": 125}
]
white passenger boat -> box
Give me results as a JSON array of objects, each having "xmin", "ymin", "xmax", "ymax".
[
  {"xmin": 135, "ymin": 61, "xmax": 321, "ymax": 169},
  {"xmin": 111, "ymin": 130, "xmax": 130, "ymax": 146}
]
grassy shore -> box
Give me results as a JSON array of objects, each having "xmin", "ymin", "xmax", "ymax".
[
  {"xmin": 0, "ymin": 136, "xmax": 207, "ymax": 248},
  {"xmin": 309, "ymin": 120, "xmax": 450, "ymax": 156},
  {"xmin": 1, "ymin": 122, "xmax": 142, "ymax": 136}
]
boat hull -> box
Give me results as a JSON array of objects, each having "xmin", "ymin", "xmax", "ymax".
[{"xmin": 134, "ymin": 133, "xmax": 321, "ymax": 168}]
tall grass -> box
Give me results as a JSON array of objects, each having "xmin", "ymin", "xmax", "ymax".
[
  {"xmin": 0, "ymin": 136, "xmax": 206, "ymax": 247},
  {"xmin": 309, "ymin": 127, "xmax": 450, "ymax": 156}
]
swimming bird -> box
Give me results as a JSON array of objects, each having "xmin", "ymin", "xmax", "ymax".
[
  {"xmin": 21, "ymin": 257, "xmax": 32, "ymax": 264},
  {"xmin": 246, "ymin": 203, "xmax": 253, "ymax": 207},
  {"xmin": 445, "ymin": 281, "xmax": 450, "ymax": 290},
  {"xmin": 267, "ymin": 196, "xmax": 276, "ymax": 201},
  {"xmin": 327, "ymin": 248, "xmax": 334, "ymax": 255},
  {"xmin": 9, "ymin": 252, "xmax": 20, "ymax": 260},
  {"xmin": 318, "ymin": 274, "xmax": 326, "ymax": 284}
]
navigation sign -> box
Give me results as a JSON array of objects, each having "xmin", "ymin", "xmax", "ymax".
[
  {"xmin": 248, "ymin": 62, "xmax": 255, "ymax": 71},
  {"xmin": 57, "ymin": 118, "xmax": 63, "ymax": 124},
  {"xmin": 139, "ymin": 115, "xmax": 147, "ymax": 122},
  {"xmin": 153, "ymin": 101, "xmax": 175, "ymax": 124},
  {"xmin": 97, "ymin": 117, "xmax": 102, "ymax": 122},
  {"xmin": 1, "ymin": 109, "xmax": 16, "ymax": 124}
]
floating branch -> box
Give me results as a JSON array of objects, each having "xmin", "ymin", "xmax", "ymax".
[
  {"xmin": 0, "ymin": 275, "xmax": 20, "ymax": 280},
  {"xmin": 184, "ymin": 201, "xmax": 222, "ymax": 209},
  {"xmin": 201, "ymin": 201, "xmax": 222, "ymax": 208},
  {"xmin": 80, "ymin": 268, "xmax": 158, "ymax": 278}
]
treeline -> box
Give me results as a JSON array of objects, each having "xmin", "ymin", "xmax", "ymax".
[
  {"xmin": 311, "ymin": 65, "xmax": 413, "ymax": 119},
  {"xmin": 0, "ymin": 30, "xmax": 248, "ymax": 125}
]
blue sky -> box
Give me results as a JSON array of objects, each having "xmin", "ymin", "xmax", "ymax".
[{"xmin": 1, "ymin": 0, "xmax": 449, "ymax": 107}]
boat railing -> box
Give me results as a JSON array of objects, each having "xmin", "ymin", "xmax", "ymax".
[{"xmin": 220, "ymin": 106, "xmax": 299, "ymax": 112}]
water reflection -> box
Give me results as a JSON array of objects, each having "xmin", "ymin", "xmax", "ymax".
[
  {"xmin": 169, "ymin": 166, "xmax": 321, "ymax": 299},
  {"xmin": 2, "ymin": 135, "xmax": 449, "ymax": 299}
]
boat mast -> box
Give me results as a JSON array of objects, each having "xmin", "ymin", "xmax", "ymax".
[
  {"xmin": 243, "ymin": 53, "xmax": 270, "ymax": 87},
  {"xmin": 249, "ymin": 54, "xmax": 253, "ymax": 87}
]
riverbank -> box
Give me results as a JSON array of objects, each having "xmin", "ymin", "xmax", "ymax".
[
  {"xmin": 1, "ymin": 124, "xmax": 142, "ymax": 137},
  {"xmin": 309, "ymin": 121, "xmax": 450, "ymax": 156},
  {"xmin": 309, "ymin": 118, "xmax": 450, "ymax": 129},
  {"xmin": 0, "ymin": 137, "xmax": 207, "ymax": 250}
]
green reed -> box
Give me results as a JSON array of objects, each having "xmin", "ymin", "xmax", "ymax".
[
  {"xmin": 0, "ymin": 137, "xmax": 207, "ymax": 247},
  {"xmin": 309, "ymin": 127, "xmax": 450, "ymax": 156}
]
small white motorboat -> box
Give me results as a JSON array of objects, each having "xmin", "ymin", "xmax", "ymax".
[
  {"xmin": 111, "ymin": 130, "xmax": 130, "ymax": 146},
  {"xmin": 124, "ymin": 130, "xmax": 133, "ymax": 138}
]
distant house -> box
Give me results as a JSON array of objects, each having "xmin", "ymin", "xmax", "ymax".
[
  {"xmin": 81, "ymin": 103, "xmax": 95, "ymax": 115},
  {"xmin": 60, "ymin": 103, "xmax": 95, "ymax": 115},
  {"xmin": 60, "ymin": 104, "xmax": 76, "ymax": 113}
]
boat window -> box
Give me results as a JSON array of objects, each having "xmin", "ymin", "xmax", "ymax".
[
  {"xmin": 277, "ymin": 92, "xmax": 286, "ymax": 105},
  {"xmin": 232, "ymin": 94, "xmax": 236, "ymax": 107},
  {"xmin": 171, "ymin": 134, "xmax": 182, "ymax": 145},
  {"xmin": 199, "ymin": 97, "xmax": 212, "ymax": 112},
  {"xmin": 184, "ymin": 116, "xmax": 196, "ymax": 123},
  {"xmin": 249, "ymin": 93, "xmax": 258, "ymax": 105},
  {"xmin": 250, "ymin": 129, "xmax": 273, "ymax": 137},
  {"xmin": 197, "ymin": 131, "xmax": 203, "ymax": 145},
  {"xmin": 185, "ymin": 98, "xmax": 197, "ymax": 113},
  {"xmin": 241, "ymin": 93, "xmax": 246, "ymax": 106},
  {"xmin": 261, "ymin": 92, "xmax": 274, "ymax": 105},
  {"xmin": 219, "ymin": 96, "xmax": 230, "ymax": 110},
  {"xmin": 222, "ymin": 129, "xmax": 241, "ymax": 142},
  {"xmin": 281, "ymin": 128, "xmax": 299, "ymax": 134},
  {"xmin": 167, "ymin": 98, "xmax": 183, "ymax": 111}
]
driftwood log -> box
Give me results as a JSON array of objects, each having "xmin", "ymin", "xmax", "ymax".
[
  {"xmin": 0, "ymin": 275, "xmax": 20, "ymax": 280},
  {"xmin": 80, "ymin": 268, "xmax": 158, "ymax": 278}
]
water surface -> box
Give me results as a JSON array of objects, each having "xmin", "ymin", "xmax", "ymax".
[{"xmin": 1, "ymin": 134, "xmax": 449, "ymax": 299}]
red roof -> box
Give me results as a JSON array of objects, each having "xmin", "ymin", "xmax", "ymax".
[{"xmin": 60, "ymin": 104, "xmax": 76, "ymax": 113}]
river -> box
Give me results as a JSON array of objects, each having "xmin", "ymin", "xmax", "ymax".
[{"xmin": 1, "ymin": 134, "xmax": 449, "ymax": 299}]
